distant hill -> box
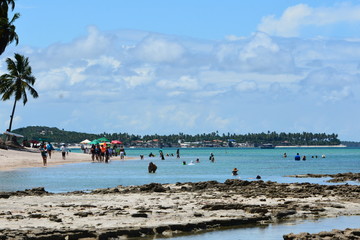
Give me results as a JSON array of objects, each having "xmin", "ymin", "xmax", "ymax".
[
  {"xmin": 12, "ymin": 126, "xmax": 100, "ymax": 143},
  {"xmin": 7, "ymin": 126, "xmax": 344, "ymax": 148}
]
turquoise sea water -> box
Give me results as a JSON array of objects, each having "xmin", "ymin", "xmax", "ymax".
[{"xmin": 0, "ymin": 147, "xmax": 359, "ymax": 192}]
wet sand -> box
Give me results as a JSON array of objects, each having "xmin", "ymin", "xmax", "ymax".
[{"xmin": 0, "ymin": 148, "xmax": 134, "ymax": 171}]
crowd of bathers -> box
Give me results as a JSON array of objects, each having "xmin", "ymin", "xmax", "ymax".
[
  {"xmin": 289, "ymin": 152, "xmax": 326, "ymax": 161},
  {"xmin": 89, "ymin": 144, "xmax": 126, "ymax": 163}
]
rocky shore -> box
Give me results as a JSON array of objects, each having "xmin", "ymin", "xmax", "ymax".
[
  {"xmin": 283, "ymin": 228, "xmax": 360, "ymax": 239},
  {"xmin": 0, "ymin": 180, "xmax": 359, "ymax": 239},
  {"xmin": 286, "ymin": 172, "xmax": 360, "ymax": 183}
]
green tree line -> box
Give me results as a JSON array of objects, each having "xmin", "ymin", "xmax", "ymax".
[{"xmin": 10, "ymin": 126, "xmax": 341, "ymax": 146}]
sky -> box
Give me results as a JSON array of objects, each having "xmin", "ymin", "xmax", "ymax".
[{"xmin": 1, "ymin": 0, "xmax": 360, "ymax": 141}]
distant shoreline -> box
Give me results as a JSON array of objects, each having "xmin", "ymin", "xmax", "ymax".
[{"xmin": 275, "ymin": 144, "xmax": 347, "ymax": 148}]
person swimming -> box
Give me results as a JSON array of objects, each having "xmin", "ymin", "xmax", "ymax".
[
  {"xmin": 232, "ymin": 168, "xmax": 238, "ymax": 176},
  {"xmin": 148, "ymin": 162, "xmax": 157, "ymax": 173}
]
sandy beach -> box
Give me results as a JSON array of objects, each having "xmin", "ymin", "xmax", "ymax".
[{"xmin": 0, "ymin": 148, "xmax": 133, "ymax": 172}]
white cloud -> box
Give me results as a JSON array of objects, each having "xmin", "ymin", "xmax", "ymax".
[
  {"xmin": 240, "ymin": 32, "xmax": 279, "ymax": 60},
  {"xmin": 258, "ymin": 3, "xmax": 360, "ymax": 37},
  {"xmin": 3, "ymin": 27, "xmax": 360, "ymax": 139},
  {"xmin": 206, "ymin": 113, "xmax": 231, "ymax": 130},
  {"xmin": 123, "ymin": 66, "xmax": 155, "ymax": 88},
  {"xmin": 323, "ymin": 87, "xmax": 351, "ymax": 102},
  {"xmin": 157, "ymin": 75, "xmax": 199, "ymax": 91},
  {"xmin": 133, "ymin": 35, "xmax": 185, "ymax": 63},
  {"xmin": 236, "ymin": 81, "xmax": 257, "ymax": 92}
]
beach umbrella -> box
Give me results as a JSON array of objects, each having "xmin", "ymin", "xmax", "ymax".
[
  {"xmin": 88, "ymin": 139, "xmax": 100, "ymax": 145},
  {"xmin": 80, "ymin": 139, "xmax": 91, "ymax": 144},
  {"xmin": 111, "ymin": 140, "xmax": 122, "ymax": 144},
  {"xmin": 97, "ymin": 137, "xmax": 110, "ymax": 142}
]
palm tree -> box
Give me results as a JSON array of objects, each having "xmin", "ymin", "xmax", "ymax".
[
  {"xmin": 0, "ymin": 0, "xmax": 19, "ymax": 55},
  {"xmin": 0, "ymin": 53, "xmax": 38, "ymax": 132},
  {"xmin": 0, "ymin": 0, "xmax": 16, "ymax": 14}
]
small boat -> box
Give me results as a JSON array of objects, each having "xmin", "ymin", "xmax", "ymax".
[{"xmin": 260, "ymin": 144, "xmax": 275, "ymax": 149}]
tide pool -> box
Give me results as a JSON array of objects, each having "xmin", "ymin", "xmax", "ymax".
[{"xmin": 157, "ymin": 216, "xmax": 360, "ymax": 240}]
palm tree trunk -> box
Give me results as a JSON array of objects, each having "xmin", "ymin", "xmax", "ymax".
[{"xmin": 8, "ymin": 99, "xmax": 16, "ymax": 132}]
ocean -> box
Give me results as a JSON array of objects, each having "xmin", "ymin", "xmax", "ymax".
[{"xmin": 0, "ymin": 147, "xmax": 359, "ymax": 193}]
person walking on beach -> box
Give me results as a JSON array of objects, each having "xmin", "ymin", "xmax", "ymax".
[
  {"xmin": 39, "ymin": 144, "xmax": 47, "ymax": 166},
  {"xmin": 46, "ymin": 142, "xmax": 54, "ymax": 159},
  {"xmin": 105, "ymin": 146, "xmax": 110, "ymax": 163},
  {"xmin": 90, "ymin": 144, "xmax": 96, "ymax": 161},
  {"xmin": 100, "ymin": 144, "xmax": 106, "ymax": 162},
  {"xmin": 95, "ymin": 144, "xmax": 101, "ymax": 161},
  {"xmin": 119, "ymin": 146, "xmax": 126, "ymax": 160},
  {"xmin": 60, "ymin": 144, "xmax": 68, "ymax": 160}
]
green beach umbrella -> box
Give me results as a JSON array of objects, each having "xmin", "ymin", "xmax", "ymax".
[
  {"xmin": 97, "ymin": 137, "xmax": 110, "ymax": 142},
  {"xmin": 88, "ymin": 139, "xmax": 100, "ymax": 145}
]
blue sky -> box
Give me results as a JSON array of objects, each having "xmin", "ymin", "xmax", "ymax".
[{"xmin": 1, "ymin": 0, "xmax": 360, "ymax": 141}]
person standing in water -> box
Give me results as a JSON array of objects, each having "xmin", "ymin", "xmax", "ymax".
[
  {"xmin": 209, "ymin": 153, "xmax": 215, "ymax": 162},
  {"xmin": 176, "ymin": 149, "xmax": 180, "ymax": 158},
  {"xmin": 159, "ymin": 149, "xmax": 165, "ymax": 160},
  {"xmin": 148, "ymin": 162, "xmax": 157, "ymax": 173}
]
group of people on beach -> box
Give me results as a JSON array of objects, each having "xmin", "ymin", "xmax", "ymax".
[
  {"xmin": 39, "ymin": 142, "xmax": 68, "ymax": 166},
  {"xmin": 89, "ymin": 144, "xmax": 126, "ymax": 163}
]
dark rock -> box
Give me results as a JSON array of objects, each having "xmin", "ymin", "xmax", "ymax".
[
  {"xmin": 283, "ymin": 228, "xmax": 360, "ymax": 240},
  {"xmin": 155, "ymin": 226, "xmax": 171, "ymax": 234},
  {"xmin": 49, "ymin": 216, "xmax": 62, "ymax": 222},
  {"xmin": 275, "ymin": 210, "xmax": 296, "ymax": 219},
  {"xmin": 224, "ymin": 179, "xmax": 252, "ymax": 186},
  {"xmin": 194, "ymin": 212, "xmax": 203, "ymax": 217},
  {"xmin": 74, "ymin": 211, "xmax": 93, "ymax": 217},
  {"xmin": 140, "ymin": 183, "xmax": 167, "ymax": 192},
  {"xmin": 0, "ymin": 193, "xmax": 10, "ymax": 199},
  {"xmin": 247, "ymin": 207, "xmax": 268, "ymax": 214},
  {"xmin": 28, "ymin": 213, "xmax": 44, "ymax": 218},
  {"xmin": 6, "ymin": 215, "xmax": 25, "ymax": 220},
  {"xmin": 131, "ymin": 213, "xmax": 148, "ymax": 218}
]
